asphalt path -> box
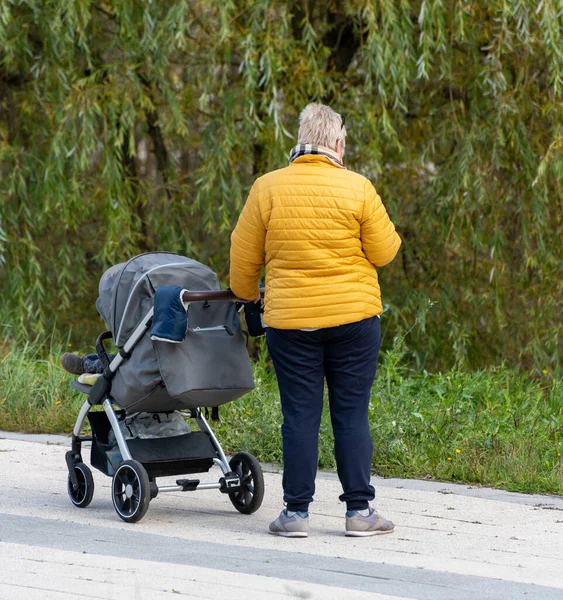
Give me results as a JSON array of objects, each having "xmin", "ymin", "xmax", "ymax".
[{"xmin": 1, "ymin": 432, "xmax": 562, "ymax": 599}]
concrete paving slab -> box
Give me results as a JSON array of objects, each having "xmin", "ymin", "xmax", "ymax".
[
  {"xmin": 0, "ymin": 541, "xmax": 408, "ymax": 600},
  {"xmin": 0, "ymin": 435, "xmax": 562, "ymax": 599}
]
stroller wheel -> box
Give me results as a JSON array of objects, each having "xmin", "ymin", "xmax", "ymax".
[
  {"xmin": 228, "ymin": 452, "xmax": 264, "ymax": 515},
  {"xmin": 67, "ymin": 463, "xmax": 94, "ymax": 508},
  {"xmin": 111, "ymin": 460, "xmax": 150, "ymax": 523}
]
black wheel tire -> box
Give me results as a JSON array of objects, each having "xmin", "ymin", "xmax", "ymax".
[
  {"xmin": 111, "ymin": 460, "xmax": 151, "ymax": 523},
  {"xmin": 228, "ymin": 452, "xmax": 264, "ymax": 515},
  {"xmin": 67, "ymin": 463, "xmax": 94, "ymax": 508}
]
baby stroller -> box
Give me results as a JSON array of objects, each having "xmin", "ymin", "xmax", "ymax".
[{"xmin": 65, "ymin": 252, "xmax": 264, "ymax": 523}]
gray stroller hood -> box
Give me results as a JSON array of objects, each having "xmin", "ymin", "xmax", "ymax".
[{"xmin": 95, "ymin": 252, "xmax": 255, "ymax": 413}]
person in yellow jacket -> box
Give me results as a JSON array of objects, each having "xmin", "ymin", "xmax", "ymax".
[{"xmin": 230, "ymin": 103, "xmax": 401, "ymax": 538}]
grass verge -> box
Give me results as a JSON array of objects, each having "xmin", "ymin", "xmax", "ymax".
[{"xmin": 1, "ymin": 341, "xmax": 561, "ymax": 495}]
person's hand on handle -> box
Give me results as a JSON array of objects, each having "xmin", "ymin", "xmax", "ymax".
[{"xmin": 242, "ymin": 292, "xmax": 262, "ymax": 304}]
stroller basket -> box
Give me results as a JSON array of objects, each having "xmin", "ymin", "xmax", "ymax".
[{"xmin": 87, "ymin": 411, "xmax": 216, "ymax": 478}]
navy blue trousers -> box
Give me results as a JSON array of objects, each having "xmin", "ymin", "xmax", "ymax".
[{"xmin": 266, "ymin": 316, "xmax": 381, "ymax": 512}]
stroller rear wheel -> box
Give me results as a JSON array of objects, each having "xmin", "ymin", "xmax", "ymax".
[
  {"xmin": 111, "ymin": 460, "xmax": 151, "ymax": 523},
  {"xmin": 228, "ymin": 452, "xmax": 264, "ymax": 515},
  {"xmin": 68, "ymin": 462, "xmax": 94, "ymax": 508}
]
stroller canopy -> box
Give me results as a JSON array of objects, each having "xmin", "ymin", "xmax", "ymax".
[{"xmin": 96, "ymin": 252, "xmax": 219, "ymax": 347}]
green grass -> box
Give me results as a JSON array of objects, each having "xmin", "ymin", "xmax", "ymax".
[
  {"xmin": 1, "ymin": 340, "xmax": 562, "ymax": 495},
  {"xmin": 0, "ymin": 341, "xmax": 85, "ymax": 433}
]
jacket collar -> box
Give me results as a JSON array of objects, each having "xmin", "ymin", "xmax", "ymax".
[{"xmin": 289, "ymin": 144, "xmax": 345, "ymax": 169}]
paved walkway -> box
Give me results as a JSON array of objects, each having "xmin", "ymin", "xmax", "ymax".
[{"xmin": 1, "ymin": 432, "xmax": 562, "ymax": 599}]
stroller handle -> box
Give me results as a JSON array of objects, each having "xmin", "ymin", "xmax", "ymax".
[{"xmin": 181, "ymin": 288, "xmax": 264, "ymax": 303}]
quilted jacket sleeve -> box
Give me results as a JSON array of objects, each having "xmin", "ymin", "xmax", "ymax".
[
  {"xmin": 229, "ymin": 181, "xmax": 266, "ymax": 300},
  {"xmin": 360, "ymin": 180, "xmax": 402, "ymax": 267}
]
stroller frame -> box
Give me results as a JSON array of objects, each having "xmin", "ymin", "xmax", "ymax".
[{"xmin": 66, "ymin": 289, "xmax": 264, "ymax": 523}]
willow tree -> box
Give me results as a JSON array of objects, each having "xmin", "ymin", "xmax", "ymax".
[{"xmin": 1, "ymin": 0, "xmax": 562, "ymax": 373}]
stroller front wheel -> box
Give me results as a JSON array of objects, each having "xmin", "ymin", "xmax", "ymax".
[
  {"xmin": 228, "ymin": 452, "xmax": 264, "ymax": 515},
  {"xmin": 111, "ymin": 460, "xmax": 151, "ymax": 523},
  {"xmin": 68, "ymin": 462, "xmax": 94, "ymax": 508}
]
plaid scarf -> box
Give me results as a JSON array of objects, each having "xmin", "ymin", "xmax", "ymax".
[{"xmin": 289, "ymin": 143, "xmax": 345, "ymax": 169}]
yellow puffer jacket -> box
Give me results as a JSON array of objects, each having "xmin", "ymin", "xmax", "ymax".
[{"xmin": 229, "ymin": 154, "xmax": 401, "ymax": 329}]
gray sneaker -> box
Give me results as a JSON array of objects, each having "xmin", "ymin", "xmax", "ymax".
[
  {"xmin": 345, "ymin": 508, "xmax": 394, "ymax": 537},
  {"xmin": 269, "ymin": 510, "xmax": 309, "ymax": 538}
]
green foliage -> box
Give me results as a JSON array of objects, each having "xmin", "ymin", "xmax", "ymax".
[{"xmin": 1, "ymin": 1, "xmax": 562, "ymax": 373}]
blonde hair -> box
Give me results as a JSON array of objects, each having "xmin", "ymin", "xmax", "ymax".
[{"xmin": 297, "ymin": 103, "xmax": 346, "ymax": 152}]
